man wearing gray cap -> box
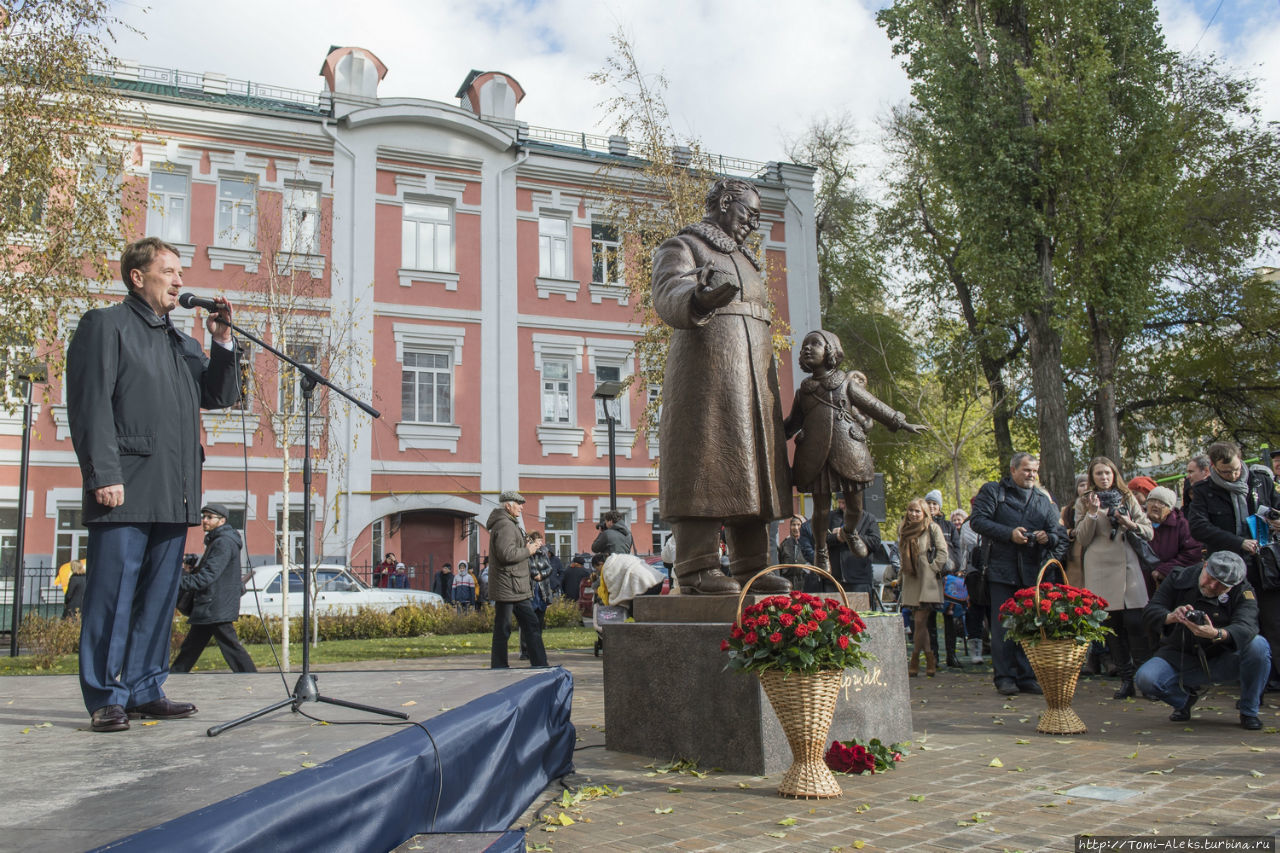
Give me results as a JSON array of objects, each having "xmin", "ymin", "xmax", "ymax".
[
  {"xmin": 1136, "ymin": 552, "xmax": 1271, "ymax": 729},
  {"xmin": 171, "ymin": 503, "xmax": 256, "ymax": 673},
  {"xmin": 485, "ymin": 491, "xmax": 548, "ymax": 668}
]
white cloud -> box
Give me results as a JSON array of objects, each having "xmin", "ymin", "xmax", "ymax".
[{"xmin": 107, "ymin": 0, "xmax": 1277, "ymax": 165}]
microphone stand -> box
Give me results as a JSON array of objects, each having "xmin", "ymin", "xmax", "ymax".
[{"xmin": 203, "ymin": 312, "xmax": 408, "ymax": 737}]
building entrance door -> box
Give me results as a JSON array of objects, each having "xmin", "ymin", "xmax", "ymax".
[{"xmin": 398, "ymin": 512, "xmax": 457, "ymax": 591}]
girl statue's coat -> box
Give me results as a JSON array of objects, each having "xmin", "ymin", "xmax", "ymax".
[{"xmin": 784, "ymin": 371, "xmax": 910, "ymax": 493}]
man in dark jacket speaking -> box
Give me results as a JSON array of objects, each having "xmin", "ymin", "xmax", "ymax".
[
  {"xmin": 486, "ymin": 490, "xmax": 548, "ymax": 669},
  {"xmin": 970, "ymin": 452, "xmax": 1069, "ymax": 696},
  {"xmin": 67, "ymin": 237, "xmax": 240, "ymax": 732},
  {"xmin": 171, "ymin": 503, "xmax": 256, "ymax": 673}
]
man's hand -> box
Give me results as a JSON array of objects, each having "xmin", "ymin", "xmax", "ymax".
[
  {"xmin": 1243, "ymin": 539, "xmax": 1260, "ymax": 555},
  {"xmin": 527, "ymin": 541, "xmax": 540, "ymax": 555},
  {"xmin": 1169, "ymin": 604, "xmax": 1218, "ymax": 640},
  {"xmin": 94, "ymin": 484, "xmax": 124, "ymax": 508},
  {"xmin": 693, "ymin": 265, "xmax": 739, "ymax": 312},
  {"xmin": 1011, "ymin": 526, "xmax": 1029, "ymax": 545},
  {"xmin": 1032, "ymin": 529, "xmax": 1049, "ymax": 545},
  {"xmin": 205, "ymin": 296, "xmax": 233, "ymax": 344},
  {"xmin": 834, "ymin": 527, "xmax": 846, "ymax": 544}
]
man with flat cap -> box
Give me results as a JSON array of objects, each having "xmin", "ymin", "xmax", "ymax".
[
  {"xmin": 485, "ymin": 490, "xmax": 548, "ymax": 668},
  {"xmin": 1136, "ymin": 552, "xmax": 1271, "ymax": 729},
  {"xmin": 171, "ymin": 503, "xmax": 256, "ymax": 673}
]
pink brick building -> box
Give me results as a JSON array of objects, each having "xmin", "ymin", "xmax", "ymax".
[{"xmin": 2, "ymin": 47, "xmax": 820, "ymax": 591}]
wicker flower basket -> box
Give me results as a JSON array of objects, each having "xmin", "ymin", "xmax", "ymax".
[
  {"xmin": 737, "ymin": 565, "xmax": 848, "ymax": 799},
  {"xmin": 1020, "ymin": 560, "xmax": 1089, "ymax": 735}
]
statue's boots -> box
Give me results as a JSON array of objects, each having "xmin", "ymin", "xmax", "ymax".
[
  {"xmin": 729, "ymin": 555, "xmax": 791, "ymax": 595},
  {"xmin": 675, "ymin": 555, "xmax": 740, "ymax": 595},
  {"xmin": 844, "ymin": 526, "xmax": 870, "ymax": 558}
]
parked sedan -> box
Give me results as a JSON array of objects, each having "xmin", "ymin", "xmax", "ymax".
[{"xmin": 239, "ymin": 564, "xmax": 444, "ymax": 617}]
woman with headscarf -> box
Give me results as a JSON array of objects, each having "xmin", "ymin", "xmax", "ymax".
[
  {"xmin": 1144, "ymin": 485, "xmax": 1203, "ymax": 592},
  {"xmin": 1075, "ymin": 456, "xmax": 1154, "ymax": 699},
  {"xmin": 897, "ymin": 498, "xmax": 948, "ymax": 677}
]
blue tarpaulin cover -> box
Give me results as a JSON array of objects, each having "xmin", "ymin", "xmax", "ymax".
[{"xmin": 94, "ymin": 668, "xmax": 575, "ymax": 852}]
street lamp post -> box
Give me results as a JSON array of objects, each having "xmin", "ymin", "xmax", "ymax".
[
  {"xmin": 592, "ymin": 379, "xmax": 626, "ymax": 513},
  {"xmin": 9, "ymin": 362, "xmax": 46, "ymax": 657}
]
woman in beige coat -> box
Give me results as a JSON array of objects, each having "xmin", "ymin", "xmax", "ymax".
[
  {"xmin": 1074, "ymin": 457, "xmax": 1153, "ymax": 699},
  {"xmin": 898, "ymin": 499, "xmax": 949, "ymax": 677}
]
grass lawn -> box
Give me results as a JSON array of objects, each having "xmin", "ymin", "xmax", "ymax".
[{"xmin": 0, "ymin": 626, "xmax": 598, "ymax": 676}]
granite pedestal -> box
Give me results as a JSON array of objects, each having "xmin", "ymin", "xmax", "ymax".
[{"xmin": 602, "ymin": 607, "xmax": 910, "ymax": 775}]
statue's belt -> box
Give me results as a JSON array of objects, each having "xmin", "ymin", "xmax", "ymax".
[{"xmin": 714, "ymin": 302, "xmax": 771, "ymax": 323}]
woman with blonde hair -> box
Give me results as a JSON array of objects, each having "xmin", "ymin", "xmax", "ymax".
[
  {"xmin": 898, "ymin": 498, "xmax": 949, "ymax": 677},
  {"xmin": 1075, "ymin": 456, "xmax": 1153, "ymax": 699}
]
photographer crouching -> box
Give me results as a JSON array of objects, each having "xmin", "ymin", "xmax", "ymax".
[{"xmin": 1135, "ymin": 552, "xmax": 1270, "ymax": 730}]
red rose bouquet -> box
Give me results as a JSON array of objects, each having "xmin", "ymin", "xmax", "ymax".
[
  {"xmin": 998, "ymin": 582, "xmax": 1112, "ymax": 646},
  {"xmin": 723, "ymin": 592, "xmax": 869, "ymax": 674},
  {"xmin": 824, "ymin": 738, "xmax": 906, "ymax": 774}
]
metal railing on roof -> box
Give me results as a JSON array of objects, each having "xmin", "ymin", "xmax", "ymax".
[
  {"xmin": 92, "ymin": 60, "xmax": 329, "ymax": 112},
  {"xmin": 522, "ymin": 124, "xmax": 772, "ymax": 179}
]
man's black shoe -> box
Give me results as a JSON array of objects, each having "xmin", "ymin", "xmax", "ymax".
[
  {"xmin": 1113, "ymin": 679, "xmax": 1135, "ymax": 700},
  {"xmin": 90, "ymin": 704, "xmax": 129, "ymax": 733},
  {"xmin": 1240, "ymin": 714, "xmax": 1263, "ymax": 731},
  {"xmin": 995, "ymin": 678, "xmax": 1019, "ymax": 696},
  {"xmin": 1018, "ymin": 680, "xmax": 1043, "ymax": 695},
  {"xmin": 126, "ymin": 698, "xmax": 197, "ymax": 720},
  {"xmin": 1169, "ymin": 692, "xmax": 1198, "ymax": 723}
]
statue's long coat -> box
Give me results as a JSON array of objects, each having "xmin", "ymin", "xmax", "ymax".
[{"xmin": 652, "ymin": 222, "xmax": 791, "ymax": 522}]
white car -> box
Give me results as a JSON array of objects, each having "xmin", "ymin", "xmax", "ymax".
[{"xmin": 239, "ymin": 564, "xmax": 444, "ymax": 617}]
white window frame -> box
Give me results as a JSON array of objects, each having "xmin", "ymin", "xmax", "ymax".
[
  {"xmin": 401, "ymin": 348, "xmax": 453, "ymax": 426},
  {"xmin": 541, "ymin": 359, "xmax": 573, "ymax": 426},
  {"xmin": 542, "ymin": 509, "xmax": 577, "ymax": 564},
  {"xmin": 646, "ymin": 384, "xmax": 662, "ymax": 457},
  {"xmin": 532, "ymin": 334, "xmax": 585, "ymax": 455},
  {"xmin": 588, "ymin": 221, "xmax": 628, "ymax": 305},
  {"xmin": 146, "ymin": 165, "xmax": 190, "ymax": 244},
  {"xmin": 281, "ymin": 182, "xmax": 321, "ymax": 256},
  {"xmin": 647, "ymin": 499, "xmax": 670, "ymax": 555},
  {"xmin": 587, "ymin": 339, "xmax": 637, "ymax": 458},
  {"xmin": 538, "ymin": 497, "xmax": 586, "ymax": 560},
  {"xmin": 401, "ymin": 198, "xmax": 454, "ymax": 274},
  {"xmin": 278, "ymin": 338, "xmax": 319, "ymax": 416},
  {"xmin": 392, "ymin": 324, "xmax": 465, "ymax": 451},
  {"xmin": 215, "ymin": 174, "xmax": 257, "ymax": 249},
  {"xmin": 538, "ymin": 215, "xmax": 569, "ymax": 280}
]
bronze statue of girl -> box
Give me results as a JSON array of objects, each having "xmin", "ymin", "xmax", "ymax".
[{"xmin": 784, "ymin": 330, "xmax": 927, "ymax": 573}]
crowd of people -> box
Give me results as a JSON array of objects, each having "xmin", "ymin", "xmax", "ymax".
[{"xmin": 777, "ymin": 444, "xmax": 1278, "ymax": 731}]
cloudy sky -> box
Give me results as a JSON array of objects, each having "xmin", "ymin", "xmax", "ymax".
[{"xmin": 106, "ymin": 0, "xmax": 1278, "ymax": 166}]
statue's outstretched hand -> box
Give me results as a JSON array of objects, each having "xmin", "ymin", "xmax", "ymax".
[
  {"xmin": 694, "ymin": 265, "xmax": 740, "ymax": 312},
  {"xmin": 904, "ymin": 422, "xmax": 929, "ymax": 434}
]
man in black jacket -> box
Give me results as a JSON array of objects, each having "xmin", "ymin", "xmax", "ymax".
[
  {"xmin": 1187, "ymin": 441, "xmax": 1280, "ymax": 692},
  {"xmin": 591, "ymin": 510, "xmax": 634, "ymax": 556},
  {"xmin": 68, "ymin": 238, "xmax": 240, "ymax": 732},
  {"xmin": 970, "ymin": 452, "xmax": 1069, "ymax": 696},
  {"xmin": 171, "ymin": 504, "xmax": 256, "ymax": 673},
  {"xmin": 825, "ymin": 503, "xmax": 882, "ymax": 596},
  {"xmin": 1135, "ymin": 553, "xmax": 1270, "ymax": 729}
]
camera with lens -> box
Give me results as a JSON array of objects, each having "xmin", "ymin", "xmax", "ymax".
[
  {"xmin": 1260, "ymin": 508, "xmax": 1280, "ymax": 522},
  {"xmin": 1186, "ymin": 609, "xmax": 1208, "ymax": 625},
  {"xmin": 182, "ymin": 553, "xmax": 198, "ymax": 569}
]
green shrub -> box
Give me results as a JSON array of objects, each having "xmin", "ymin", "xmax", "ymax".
[
  {"xmin": 18, "ymin": 613, "xmax": 81, "ymax": 669},
  {"xmin": 543, "ymin": 596, "xmax": 583, "ymax": 628},
  {"xmin": 233, "ymin": 603, "xmax": 502, "ymax": 643}
]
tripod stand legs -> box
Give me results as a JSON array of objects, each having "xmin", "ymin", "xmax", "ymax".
[{"xmin": 206, "ymin": 673, "xmax": 408, "ymax": 737}]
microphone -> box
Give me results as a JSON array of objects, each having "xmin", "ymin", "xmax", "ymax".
[{"xmin": 178, "ymin": 292, "xmax": 221, "ymax": 311}]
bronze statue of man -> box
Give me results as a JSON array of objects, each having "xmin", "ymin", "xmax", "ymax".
[{"xmin": 652, "ymin": 178, "xmax": 792, "ymax": 595}]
